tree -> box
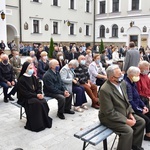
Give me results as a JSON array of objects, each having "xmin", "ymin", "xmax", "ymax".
[
  {"xmin": 48, "ymin": 38, "xmax": 54, "ymax": 58},
  {"xmin": 99, "ymin": 39, "xmax": 104, "ymax": 54}
]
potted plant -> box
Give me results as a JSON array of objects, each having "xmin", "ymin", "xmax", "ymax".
[
  {"xmin": 48, "ymin": 37, "xmax": 54, "ymax": 59},
  {"xmin": 99, "ymin": 39, "xmax": 104, "ymax": 54}
]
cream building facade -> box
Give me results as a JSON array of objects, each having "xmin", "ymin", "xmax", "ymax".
[
  {"xmin": 2, "ymin": 0, "xmax": 95, "ymax": 48},
  {"xmin": 95, "ymin": 0, "xmax": 150, "ymax": 48}
]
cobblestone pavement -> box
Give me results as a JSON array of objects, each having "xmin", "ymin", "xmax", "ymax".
[{"xmin": 0, "ymin": 56, "xmax": 149, "ymax": 150}]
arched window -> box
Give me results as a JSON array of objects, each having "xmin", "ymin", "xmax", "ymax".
[
  {"xmin": 100, "ymin": 25, "xmax": 105, "ymax": 37},
  {"xmin": 112, "ymin": 24, "xmax": 118, "ymax": 37}
]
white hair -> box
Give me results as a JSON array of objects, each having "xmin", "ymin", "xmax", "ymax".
[
  {"xmin": 138, "ymin": 61, "xmax": 149, "ymax": 68},
  {"xmin": 49, "ymin": 59, "xmax": 58, "ymax": 67},
  {"xmin": 127, "ymin": 66, "xmax": 140, "ymax": 76},
  {"xmin": 106, "ymin": 65, "xmax": 120, "ymax": 78},
  {"xmin": 68, "ymin": 59, "xmax": 79, "ymax": 67}
]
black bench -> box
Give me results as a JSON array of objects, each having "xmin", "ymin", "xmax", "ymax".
[
  {"xmin": 74, "ymin": 122, "xmax": 117, "ymax": 150},
  {"xmin": 11, "ymin": 96, "xmax": 54, "ymax": 119}
]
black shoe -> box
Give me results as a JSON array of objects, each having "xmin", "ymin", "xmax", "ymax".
[
  {"xmin": 64, "ymin": 110, "xmax": 75, "ymax": 114},
  {"xmin": 8, "ymin": 95, "xmax": 14, "ymax": 101},
  {"xmin": 144, "ymin": 134, "xmax": 150, "ymax": 141},
  {"xmin": 132, "ymin": 145, "xmax": 144, "ymax": 150},
  {"xmin": 4, "ymin": 97, "xmax": 8, "ymax": 103},
  {"xmin": 57, "ymin": 113, "xmax": 65, "ymax": 119}
]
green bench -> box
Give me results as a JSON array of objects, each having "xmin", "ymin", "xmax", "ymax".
[{"xmin": 74, "ymin": 122, "xmax": 117, "ymax": 150}]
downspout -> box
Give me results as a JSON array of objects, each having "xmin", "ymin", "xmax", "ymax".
[
  {"xmin": 19, "ymin": 0, "xmax": 22, "ymax": 42},
  {"xmin": 93, "ymin": 0, "xmax": 96, "ymax": 47}
]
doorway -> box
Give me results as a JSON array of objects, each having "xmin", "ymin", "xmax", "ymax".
[{"xmin": 130, "ymin": 35, "xmax": 138, "ymax": 46}]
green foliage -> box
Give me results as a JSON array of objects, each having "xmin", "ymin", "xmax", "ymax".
[
  {"xmin": 99, "ymin": 39, "xmax": 104, "ymax": 54},
  {"xmin": 48, "ymin": 38, "xmax": 54, "ymax": 58}
]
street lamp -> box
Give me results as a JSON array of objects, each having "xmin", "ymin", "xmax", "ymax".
[
  {"xmin": 64, "ymin": 20, "xmax": 71, "ymax": 26},
  {"xmin": 0, "ymin": 10, "xmax": 5, "ymax": 20}
]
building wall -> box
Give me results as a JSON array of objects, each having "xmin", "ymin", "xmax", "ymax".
[
  {"xmin": 96, "ymin": 0, "xmax": 150, "ymax": 48},
  {"xmin": 6, "ymin": 0, "xmax": 94, "ymax": 45},
  {"xmin": 0, "ymin": 0, "xmax": 6, "ymax": 43}
]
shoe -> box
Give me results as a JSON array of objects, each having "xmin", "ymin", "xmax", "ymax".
[
  {"xmin": 81, "ymin": 105, "xmax": 88, "ymax": 110},
  {"xmin": 57, "ymin": 113, "xmax": 65, "ymax": 119},
  {"xmin": 132, "ymin": 145, "xmax": 144, "ymax": 150},
  {"xmin": 8, "ymin": 95, "xmax": 14, "ymax": 101},
  {"xmin": 64, "ymin": 110, "xmax": 75, "ymax": 114},
  {"xmin": 4, "ymin": 97, "xmax": 8, "ymax": 103},
  {"xmin": 91, "ymin": 104, "xmax": 100, "ymax": 109},
  {"xmin": 74, "ymin": 106, "xmax": 84, "ymax": 112},
  {"xmin": 144, "ymin": 134, "xmax": 150, "ymax": 141}
]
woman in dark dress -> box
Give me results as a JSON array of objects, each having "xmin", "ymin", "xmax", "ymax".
[{"xmin": 17, "ymin": 61, "xmax": 52, "ymax": 132}]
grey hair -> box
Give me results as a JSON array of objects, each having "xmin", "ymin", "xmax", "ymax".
[
  {"xmin": 68, "ymin": 59, "xmax": 79, "ymax": 67},
  {"xmin": 49, "ymin": 59, "xmax": 58, "ymax": 67},
  {"xmin": 138, "ymin": 61, "xmax": 149, "ymax": 68},
  {"xmin": 106, "ymin": 65, "xmax": 120, "ymax": 79},
  {"xmin": 127, "ymin": 66, "xmax": 140, "ymax": 76}
]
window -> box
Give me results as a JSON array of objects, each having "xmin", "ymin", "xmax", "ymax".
[
  {"xmin": 53, "ymin": 0, "xmax": 58, "ymax": 6},
  {"xmin": 70, "ymin": 23, "xmax": 74, "ymax": 35},
  {"xmin": 53, "ymin": 22, "xmax": 58, "ymax": 34},
  {"xmin": 33, "ymin": 20, "xmax": 39, "ymax": 33},
  {"xmin": 100, "ymin": 25, "xmax": 105, "ymax": 37},
  {"xmin": 70, "ymin": 0, "xmax": 74, "ymax": 9},
  {"xmin": 112, "ymin": 24, "xmax": 118, "ymax": 37},
  {"xmin": 112, "ymin": 0, "xmax": 119, "ymax": 12},
  {"xmin": 33, "ymin": 0, "xmax": 39, "ymax": 2},
  {"xmin": 132, "ymin": 0, "xmax": 139, "ymax": 10},
  {"xmin": 86, "ymin": 0, "xmax": 90, "ymax": 12},
  {"xmin": 86, "ymin": 25, "xmax": 89, "ymax": 36},
  {"xmin": 100, "ymin": 1, "xmax": 105, "ymax": 14}
]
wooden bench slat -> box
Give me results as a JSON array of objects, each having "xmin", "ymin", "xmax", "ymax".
[
  {"xmin": 74, "ymin": 122, "xmax": 101, "ymax": 138},
  {"xmin": 89, "ymin": 128, "xmax": 113, "ymax": 146},
  {"xmin": 81, "ymin": 125, "xmax": 107, "ymax": 142}
]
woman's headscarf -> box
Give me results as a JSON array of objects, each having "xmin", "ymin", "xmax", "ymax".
[{"xmin": 18, "ymin": 61, "xmax": 30, "ymax": 78}]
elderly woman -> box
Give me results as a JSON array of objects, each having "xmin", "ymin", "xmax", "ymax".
[
  {"xmin": 88, "ymin": 54, "xmax": 107, "ymax": 87},
  {"xmin": 37, "ymin": 51, "xmax": 49, "ymax": 79},
  {"xmin": 17, "ymin": 61, "xmax": 52, "ymax": 132},
  {"xmin": 60, "ymin": 59, "xmax": 87, "ymax": 112},
  {"xmin": 125, "ymin": 66, "xmax": 150, "ymax": 141},
  {"xmin": 56, "ymin": 52, "xmax": 66, "ymax": 70}
]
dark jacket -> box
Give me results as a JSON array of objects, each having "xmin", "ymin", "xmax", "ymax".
[
  {"xmin": 74, "ymin": 64, "xmax": 90, "ymax": 84},
  {"xmin": 68, "ymin": 52, "xmax": 79, "ymax": 61},
  {"xmin": 0, "ymin": 62, "xmax": 15, "ymax": 82},
  {"xmin": 125, "ymin": 77, "xmax": 145, "ymax": 113},
  {"xmin": 37, "ymin": 59, "xmax": 49, "ymax": 79},
  {"xmin": 43, "ymin": 69, "xmax": 67, "ymax": 96}
]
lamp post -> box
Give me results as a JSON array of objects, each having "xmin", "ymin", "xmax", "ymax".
[{"xmin": 0, "ymin": 10, "xmax": 5, "ymax": 20}]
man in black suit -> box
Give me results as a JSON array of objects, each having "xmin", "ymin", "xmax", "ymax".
[{"xmin": 68, "ymin": 47, "xmax": 79, "ymax": 61}]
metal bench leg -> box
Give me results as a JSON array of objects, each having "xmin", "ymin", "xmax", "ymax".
[
  {"xmin": 20, "ymin": 106, "xmax": 22, "ymax": 120},
  {"xmin": 110, "ymin": 135, "xmax": 117, "ymax": 150},
  {"xmin": 103, "ymin": 139, "xmax": 108, "ymax": 150},
  {"xmin": 82, "ymin": 141, "xmax": 86, "ymax": 150}
]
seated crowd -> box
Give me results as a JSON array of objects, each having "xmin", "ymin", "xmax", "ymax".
[{"xmin": 0, "ymin": 41, "xmax": 150, "ymax": 149}]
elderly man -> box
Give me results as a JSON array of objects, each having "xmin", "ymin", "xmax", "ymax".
[
  {"xmin": 10, "ymin": 51, "xmax": 22, "ymax": 79},
  {"xmin": 74, "ymin": 55, "xmax": 99, "ymax": 109},
  {"xmin": 99, "ymin": 65, "xmax": 145, "ymax": 150},
  {"xmin": 136, "ymin": 61, "xmax": 150, "ymax": 107},
  {"xmin": 43, "ymin": 59, "xmax": 74, "ymax": 119},
  {"xmin": 0, "ymin": 54, "xmax": 17, "ymax": 102}
]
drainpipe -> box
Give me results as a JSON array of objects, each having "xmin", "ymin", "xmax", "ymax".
[
  {"xmin": 19, "ymin": 0, "xmax": 22, "ymax": 42},
  {"xmin": 93, "ymin": 0, "xmax": 96, "ymax": 47}
]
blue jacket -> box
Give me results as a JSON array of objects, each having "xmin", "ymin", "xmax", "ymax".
[{"xmin": 125, "ymin": 77, "xmax": 145, "ymax": 113}]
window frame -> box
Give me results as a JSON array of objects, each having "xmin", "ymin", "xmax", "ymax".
[
  {"xmin": 100, "ymin": 1, "xmax": 106, "ymax": 14},
  {"xmin": 70, "ymin": 23, "xmax": 74, "ymax": 35},
  {"xmin": 112, "ymin": 24, "xmax": 118, "ymax": 37},
  {"xmin": 86, "ymin": 0, "xmax": 90, "ymax": 12},
  {"xmin": 33, "ymin": 20, "xmax": 40, "ymax": 33},
  {"xmin": 70, "ymin": 0, "xmax": 74, "ymax": 9},
  {"xmin": 53, "ymin": 0, "xmax": 58, "ymax": 6},
  {"xmin": 100, "ymin": 25, "xmax": 105, "ymax": 38},
  {"xmin": 86, "ymin": 25, "xmax": 90, "ymax": 36},
  {"xmin": 112, "ymin": 0, "xmax": 119, "ymax": 12},
  {"xmin": 132, "ymin": 0, "xmax": 139, "ymax": 10},
  {"xmin": 53, "ymin": 21, "xmax": 58, "ymax": 34}
]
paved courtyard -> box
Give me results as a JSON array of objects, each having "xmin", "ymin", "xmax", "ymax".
[{"xmin": 0, "ymin": 56, "xmax": 150, "ymax": 150}]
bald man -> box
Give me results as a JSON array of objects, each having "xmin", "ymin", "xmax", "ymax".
[
  {"xmin": 43, "ymin": 59, "xmax": 74, "ymax": 119},
  {"xmin": 0, "ymin": 54, "xmax": 17, "ymax": 102}
]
